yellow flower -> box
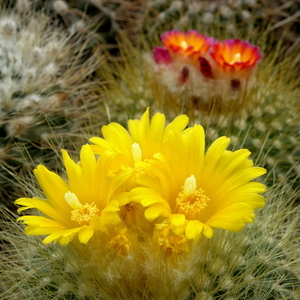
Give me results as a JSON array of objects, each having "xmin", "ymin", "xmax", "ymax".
[
  {"xmin": 89, "ymin": 108, "xmax": 189, "ymax": 167},
  {"xmin": 89, "ymin": 108, "xmax": 189, "ymax": 226},
  {"xmin": 108, "ymin": 228, "xmax": 131, "ymax": 258},
  {"xmin": 129, "ymin": 124, "xmax": 266, "ymax": 241},
  {"xmin": 15, "ymin": 145, "xmax": 131, "ymax": 245}
]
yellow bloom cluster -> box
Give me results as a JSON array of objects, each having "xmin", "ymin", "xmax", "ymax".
[{"xmin": 16, "ymin": 109, "xmax": 266, "ymax": 255}]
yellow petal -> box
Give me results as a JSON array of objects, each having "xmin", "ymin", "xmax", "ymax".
[
  {"xmin": 169, "ymin": 214, "xmax": 186, "ymax": 227},
  {"xmin": 144, "ymin": 205, "xmax": 170, "ymax": 221},
  {"xmin": 80, "ymin": 144, "xmax": 96, "ymax": 187},
  {"xmin": 17, "ymin": 215, "xmax": 61, "ymax": 227},
  {"xmin": 78, "ymin": 227, "xmax": 94, "ymax": 244},
  {"xmin": 186, "ymin": 220, "xmax": 203, "ymax": 240},
  {"xmin": 102, "ymin": 200, "xmax": 120, "ymax": 212},
  {"xmin": 43, "ymin": 231, "xmax": 69, "ymax": 245},
  {"xmin": 102, "ymin": 123, "xmax": 134, "ymax": 159},
  {"xmin": 34, "ymin": 165, "xmax": 70, "ymax": 212},
  {"xmin": 202, "ymin": 136, "xmax": 231, "ymax": 178},
  {"xmin": 89, "ymin": 137, "xmax": 114, "ymax": 154},
  {"xmin": 61, "ymin": 149, "xmax": 82, "ymax": 199},
  {"xmin": 25, "ymin": 226, "xmax": 62, "ymax": 236},
  {"xmin": 164, "ymin": 114, "xmax": 189, "ymax": 139},
  {"xmin": 149, "ymin": 112, "xmax": 166, "ymax": 147},
  {"xmin": 206, "ymin": 203, "xmax": 254, "ymax": 232},
  {"xmin": 215, "ymin": 167, "xmax": 266, "ymax": 197},
  {"xmin": 203, "ymin": 224, "xmax": 213, "ymax": 238},
  {"xmin": 130, "ymin": 187, "xmax": 162, "ymax": 204}
]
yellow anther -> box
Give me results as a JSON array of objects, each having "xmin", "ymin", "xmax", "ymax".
[
  {"xmin": 70, "ymin": 202, "xmax": 99, "ymax": 226},
  {"xmin": 65, "ymin": 192, "xmax": 99, "ymax": 226},
  {"xmin": 175, "ymin": 176, "xmax": 210, "ymax": 220}
]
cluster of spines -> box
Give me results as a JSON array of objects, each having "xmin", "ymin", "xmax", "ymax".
[
  {"xmin": 144, "ymin": 0, "xmax": 300, "ymax": 46},
  {"xmin": 0, "ymin": 1, "xmax": 299, "ymax": 300},
  {"xmin": 0, "ymin": 6, "xmax": 101, "ymax": 206},
  {"xmin": 1, "ymin": 178, "xmax": 299, "ymax": 299}
]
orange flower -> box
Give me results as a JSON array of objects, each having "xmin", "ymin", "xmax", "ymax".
[
  {"xmin": 210, "ymin": 39, "xmax": 262, "ymax": 74},
  {"xmin": 161, "ymin": 30, "xmax": 212, "ymax": 60}
]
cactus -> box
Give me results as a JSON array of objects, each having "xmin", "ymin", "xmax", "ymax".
[
  {"xmin": 0, "ymin": 6, "xmax": 101, "ymax": 208},
  {"xmin": 143, "ymin": 0, "xmax": 300, "ymax": 50},
  {"xmin": 93, "ymin": 17, "xmax": 300, "ymax": 193},
  {"xmin": 12, "ymin": 0, "xmax": 146, "ymax": 51},
  {"xmin": 0, "ymin": 1, "xmax": 299, "ymax": 300},
  {"xmin": 0, "ymin": 163, "xmax": 299, "ymax": 299}
]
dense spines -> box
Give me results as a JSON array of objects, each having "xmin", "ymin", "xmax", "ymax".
[
  {"xmin": 1, "ymin": 177, "xmax": 299, "ymax": 300},
  {"xmin": 93, "ymin": 28, "xmax": 300, "ymax": 191},
  {"xmin": 0, "ymin": 1, "xmax": 299, "ymax": 300},
  {"xmin": 0, "ymin": 7, "xmax": 102, "ymax": 207},
  {"xmin": 144, "ymin": 0, "xmax": 300, "ymax": 47}
]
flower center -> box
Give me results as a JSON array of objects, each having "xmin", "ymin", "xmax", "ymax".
[
  {"xmin": 65, "ymin": 191, "xmax": 99, "ymax": 226},
  {"xmin": 174, "ymin": 175, "xmax": 210, "ymax": 220},
  {"xmin": 180, "ymin": 40, "xmax": 188, "ymax": 50},
  {"xmin": 229, "ymin": 52, "xmax": 241, "ymax": 64}
]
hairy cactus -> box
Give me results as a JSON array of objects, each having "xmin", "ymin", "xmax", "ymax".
[
  {"xmin": 94, "ymin": 21, "xmax": 300, "ymax": 193},
  {"xmin": 143, "ymin": 0, "xmax": 300, "ymax": 50},
  {"xmin": 0, "ymin": 171, "xmax": 299, "ymax": 299},
  {"xmin": 0, "ymin": 7, "xmax": 101, "ymax": 207},
  {"xmin": 12, "ymin": 0, "xmax": 146, "ymax": 51},
  {"xmin": 0, "ymin": 2, "xmax": 299, "ymax": 300}
]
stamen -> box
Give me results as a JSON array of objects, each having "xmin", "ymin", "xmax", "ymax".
[
  {"xmin": 175, "ymin": 176, "xmax": 210, "ymax": 220},
  {"xmin": 229, "ymin": 52, "xmax": 241, "ymax": 64},
  {"xmin": 70, "ymin": 203, "xmax": 99, "ymax": 226},
  {"xmin": 65, "ymin": 192, "xmax": 99, "ymax": 226}
]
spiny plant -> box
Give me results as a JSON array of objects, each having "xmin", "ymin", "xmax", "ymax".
[
  {"xmin": 44, "ymin": 0, "xmax": 300, "ymax": 51},
  {"xmin": 0, "ymin": 135, "xmax": 299, "ymax": 300},
  {"xmin": 19, "ymin": 0, "xmax": 146, "ymax": 51},
  {"xmin": 0, "ymin": 5, "xmax": 103, "ymax": 208},
  {"xmin": 11, "ymin": 0, "xmax": 300, "ymax": 61},
  {"xmin": 142, "ymin": 0, "xmax": 300, "ymax": 50},
  {"xmin": 93, "ymin": 16, "xmax": 300, "ymax": 194}
]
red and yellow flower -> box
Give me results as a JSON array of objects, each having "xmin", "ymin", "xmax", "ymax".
[
  {"xmin": 160, "ymin": 30, "xmax": 212, "ymax": 60},
  {"xmin": 210, "ymin": 39, "xmax": 262, "ymax": 76}
]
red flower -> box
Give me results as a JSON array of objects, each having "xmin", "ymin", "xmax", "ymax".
[
  {"xmin": 153, "ymin": 47, "xmax": 173, "ymax": 64},
  {"xmin": 210, "ymin": 39, "xmax": 263, "ymax": 74},
  {"xmin": 161, "ymin": 30, "xmax": 212, "ymax": 60}
]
